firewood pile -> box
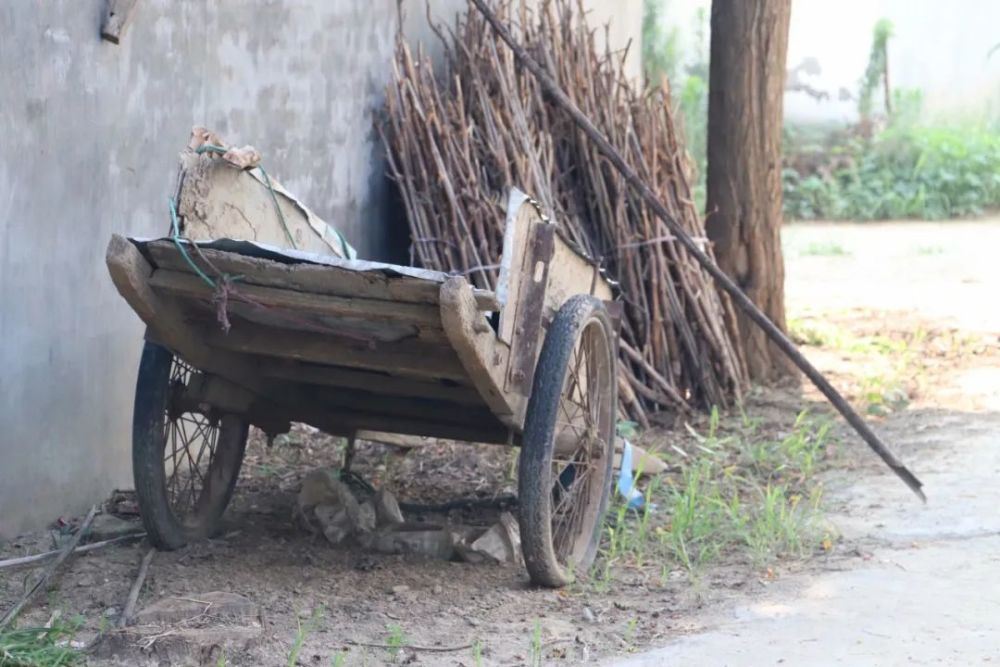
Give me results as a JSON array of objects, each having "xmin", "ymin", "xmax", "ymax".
[{"xmin": 380, "ymin": 0, "xmax": 748, "ymax": 424}]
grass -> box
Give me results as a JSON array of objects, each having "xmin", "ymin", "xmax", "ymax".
[
  {"xmin": 0, "ymin": 624, "xmax": 81, "ymax": 667},
  {"xmin": 594, "ymin": 408, "xmax": 833, "ymax": 585},
  {"xmin": 384, "ymin": 624, "xmax": 408, "ymax": 663},
  {"xmin": 789, "ymin": 316, "xmax": 930, "ymax": 415},
  {"xmin": 287, "ymin": 607, "xmax": 324, "ymax": 667},
  {"xmin": 799, "ymin": 241, "xmax": 851, "ymax": 257},
  {"xmin": 528, "ymin": 620, "xmax": 542, "ymax": 667}
]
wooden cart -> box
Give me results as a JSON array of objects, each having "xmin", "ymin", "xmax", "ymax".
[{"xmin": 106, "ymin": 190, "xmax": 618, "ymax": 587}]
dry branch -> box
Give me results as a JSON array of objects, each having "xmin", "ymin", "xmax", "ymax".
[
  {"xmin": 0, "ymin": 532, "xmax": 146, "ymax": 572},
  {"xmin": 468, "ymin": 0, "xmax": 924, "ymax": 500},
  {"xmin": 118, "ymin": 547, "xmax": 155, "ymax": 628},
  {"xmin": 381, "ymin": 0, "xmax": 748, "ymax": 420},
  {"xmin": 0, "ymin": 506, "xmax": 99, "ymax": 630}
]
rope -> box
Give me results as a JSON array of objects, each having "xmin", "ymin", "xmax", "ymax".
[
  {"xmin": 165, "ymin": 142, "xmax": 355, "ymax": 334},
  {"xmin": 168, "ymin": 197, "xmax": 219, "ymax": 289}
]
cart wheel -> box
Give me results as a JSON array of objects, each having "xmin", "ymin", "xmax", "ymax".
[
  {"xmin": 132, "ymin": 341, "xmax": 249, "ymax": 550},
  {"xmin": 519, "ymin": 295, "xmax": 617, "ymax": 587}
]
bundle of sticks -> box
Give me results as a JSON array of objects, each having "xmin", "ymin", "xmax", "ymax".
[{"xmin": 381, "ymin": 0, "xmax": 748, "ymax": 424}]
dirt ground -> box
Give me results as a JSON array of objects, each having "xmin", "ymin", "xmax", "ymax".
[{"xmin": 2, "ymin": 218, "xmax": 998, "ymax": 666}]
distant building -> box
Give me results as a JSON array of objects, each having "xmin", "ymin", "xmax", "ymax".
[{"xmin": 658, "ymin": 0, "xmax": 1000, "ymax": 124}]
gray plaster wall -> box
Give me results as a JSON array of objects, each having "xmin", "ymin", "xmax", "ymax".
[{"xmin": 0, "ymin": 0, "xmax": 639, "ymax": 539}]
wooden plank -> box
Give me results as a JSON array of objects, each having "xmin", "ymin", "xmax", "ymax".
[
  {"xmin": 144, "ymin": 241, "xmax": 498, "ymax": 310},
  {"xmin": 506, "ymin": 223, "xmax": 555, "ymax": 396},
  {"xmin": 439, "ymin": 277, "xmax": 522, "ymax": 426},
  {"xmin": 304, "ymin": 386, "xmax": 497, "ymax": 427},
  {"xmin": 355, "ymin": 431, "xmax": 487, "ymax": 449},
  {"xmin": 203, "ymin": 322, "xmax": 469, "ymax": 381},
  {"xmin": 149, "ymin": 269, "xmax": 444, "ymax": 329},
  {"xmin": 545, "ymin": 232, "xmax": 613, "ymax": 312},
  {"xmin": 496, "ymin": 192, "xmax": 538, "ymax": 344},
  {"xmin": 259, "ymin": 360, "xmax": 482, "ymax": 405},
  {"xmin": 100, "ymin": 0, "xmax": 139, "ymax": 44},
  {"xmin": 107, "ymin": 235, "xmax": 368, "ymax": 437},
  {"xmin": 268, "ymin": 387, "xmax": 509, "ymax": 444},
  {"xmin": 176, "ymin": 153, "xmax": 350, "ymax": 258},
  {"xmin": 109, "ymin": 236, "xmax": 506, "ymax": 442}
]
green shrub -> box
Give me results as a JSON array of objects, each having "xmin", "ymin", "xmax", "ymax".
[{"xmin": 783, "ymin": 124, "xmax": 1000, "ymax": 220}]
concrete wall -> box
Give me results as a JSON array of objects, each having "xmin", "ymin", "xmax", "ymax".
[{"xmin": 0, "ymin": 0, "xmax": 640, "ymax": 539}]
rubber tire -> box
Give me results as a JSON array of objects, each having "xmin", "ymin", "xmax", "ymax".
[
  {"xmin": 132, "ymin": 341, "xmax": 249, "ymax": 550},
  {"xmin": 518, "ymin": 295, "xmax": 617, "ymax": 588}
]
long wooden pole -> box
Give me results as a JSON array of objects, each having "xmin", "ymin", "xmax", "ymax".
[{"xmin": 468, "ymin": 0, "xmax": 924, "ymax": 501}]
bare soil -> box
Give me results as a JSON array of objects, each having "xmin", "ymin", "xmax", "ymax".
[{"xmin": 2, "ymin": 219, "xmax": 997, "ymax": 666}]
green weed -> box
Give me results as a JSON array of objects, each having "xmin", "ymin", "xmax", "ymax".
[
  {"xmin": 331, "ymin": 652, "xmax": 347, "ymax": 667},
  {"xmin": 799, "ymin": 241, "xmax": 850, "ymax": 257},
  {"xmin": 528, "ymin": 620, "xmax": 543, "ymax": 667},
  {"xmin": 596, "ymin": 410, "xmax": 831, "ymax": 581},
  {"xmin": 784, "ymin": 123, "xmax": 1000, "ymax": 221},
  {"xmin": 471, "ymin": 639, "xmax": 484, "ymax": 667},
  {"xmin": 0, "ymin": 624, "xmax": 81, "ymax": 667},
  {"xmin": 384, "ymin": 624, "xmax": 408, "ymax": 663},
  {"xmin": 287, "ymin": 607, "xmax": 323, "ymax": 667}
]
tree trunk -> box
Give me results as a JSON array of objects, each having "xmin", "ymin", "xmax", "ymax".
[{"xmin": 705, "ymin": 0, "xmax": 794, "ymax": 381}]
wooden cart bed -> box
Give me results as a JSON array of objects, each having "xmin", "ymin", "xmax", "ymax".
[{"xmin": 107, "ymin": 190, "xmax": 612, "ymax": 446}]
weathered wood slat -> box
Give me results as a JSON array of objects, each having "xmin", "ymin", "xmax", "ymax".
[
  {"xmin": 143, "ymin": 241, "xmax": 499, "ymax": 311},
  {"xmin": 203, "ymin": 323, "xmax": 469, "ymax": 382},
  {"xmin": 267, "ymin": 387, "xmax": 509, "ymax": 443},
  {"xmin": 100, "ymin": 0, "xmax": 139, "ymax": 44},
  {"xmin": 506, "ymin": 222, "xmax": 555, "ymax": 396},
  {"xmin": 304, "ymin": 386, "xmax": 497, "ymax": 427},
  {"xmin": 149, "ymin": 269, "xmax": 444, "ymax": 329},
  {"xmin": 259, "ymin": 360, "xmax": 481, "ymax": 404},
  {"xmin": 107, "ymin": 235, "xmax": 374, "ymax": 436},
  {"xmin": 439, "ymin": 277, "xmax": 522, "ymax": 426}
]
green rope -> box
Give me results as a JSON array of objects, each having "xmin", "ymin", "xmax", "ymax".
[
  {"xmin": 168, "ymin": 196, "xmax": 217, "ymax": 289},
  {"xmin": 195, "ymin": 143, "xmax": 298, "ymax": 249}
]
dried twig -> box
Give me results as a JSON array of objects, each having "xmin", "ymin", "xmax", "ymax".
[
  {"xmin": 469, "ymin": 0, "xmax": 924, "ymax": 500},
  {"xmin": 0, "ymin": 532, "xmax": 146, "ymax": 572},
  {"xmin": 346, "ymin": 639, "xmax": 473, "ymax": 652},
  {"xmin": 118, "ymin": 547, "xmax": 155, "ymax": 628},
  {"xmin": 0, "ymin": 506, "xmax": 99, "ymax": 630},
  {"xmin": 381, "ymin": 0, "xmax": 748, "ymax": 422}
]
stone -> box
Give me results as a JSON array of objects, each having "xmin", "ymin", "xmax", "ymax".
[
  {"xmin": 314, "ymin": 505, "xmax": 353, "ymax": 545},
  {"xmin": 390, "ymin": 585, "xmax": 410, "ymax": 595},
  {"xmin": 373, "ymin": 488, "xmax": 405, "ymax": 526},
  {"xmin": 85, "ymin": 513, "xmax": 141, "ymax": 542},
  {"xmin": 297, "ymin": 470, "xmax": 360, "ymax": 530},
  {"xmin": 357, "ymin": 501, "xmax": 377, "ymax": 533},
  {"xmin": 458, "ymin": 512, "xmax": 522, "ymax": 565},
  {"xmin": 134, "ymin": 591, "xmax": 259, "ymax": 626},
  {"xmin": 371, "ymin": 524, "xmax": 456, "ymax": 560},
  {"xmin": 92, "ymin": 625, "xmax": 262, "ymax": 665},
  {"xmin": 300, "ymin": 469, "xmax": 369, "ymax": 545}
]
